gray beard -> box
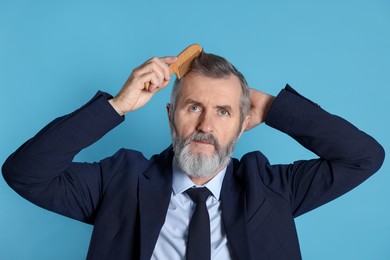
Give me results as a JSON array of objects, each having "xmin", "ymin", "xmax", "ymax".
[{"xmin": 171, "ymin": 129, "xmax": 239, "ymax": 179}]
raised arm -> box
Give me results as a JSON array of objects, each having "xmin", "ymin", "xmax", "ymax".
[
  {"xmin": 258, "ymin": 85, "xmax": 385, "ymax": 216},
  {"xmin": 2, "ymin": 56, "xmax": 176, "ymax": 223}
]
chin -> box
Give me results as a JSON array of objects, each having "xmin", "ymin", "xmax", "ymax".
[
  {"xmin": 189, "ymin": 149, "xmax": 215, "ymax": 158},
  {"xmin": 189, "ymin": 144, "xmax": 215, "ymax": 154}
]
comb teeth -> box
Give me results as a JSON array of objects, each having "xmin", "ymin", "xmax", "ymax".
[{"xmin": 176, "ymin": 52, "xmax": 200, "ymax": 79}]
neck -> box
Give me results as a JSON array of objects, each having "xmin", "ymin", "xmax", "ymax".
[
  {"xmin": 188, "ymin": 165, "xmax": 226, "ymax": 185},
  {"xmin": 189, "ymin": 175, "xmax": 217, "ymax": 186}
]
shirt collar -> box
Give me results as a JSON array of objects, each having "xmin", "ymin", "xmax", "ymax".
[{"xmin": 172, "ymin": 159, "xmax": 226, "ymax": 200}]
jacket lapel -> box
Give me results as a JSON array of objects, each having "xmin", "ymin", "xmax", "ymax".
[
  {"xmin": 221, "ymin": 162, "xmax": 252, "ymax": 260},
  {"xmin": 139, "ymin": 147, "xmax": 173, "ymax": 260}
]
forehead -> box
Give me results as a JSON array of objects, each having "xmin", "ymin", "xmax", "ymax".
[{"xmin": 177, "ymin": 72, "xmax": 242, "ymax": 108}]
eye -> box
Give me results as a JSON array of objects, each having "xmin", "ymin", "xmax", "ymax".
[
  {"xmin": 189, "ymin": 105, "xmax": 201, "ymax": 113},
  {"xmin": 218, "ymin": 109, "xmax": 229, "ymax": 117}
]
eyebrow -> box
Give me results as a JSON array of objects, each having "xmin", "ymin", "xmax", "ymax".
[
  {"xmin": 185, "ymin": 99, "xmax": 202, "ymax": 106},
  {"xmin": 184, "ymin": 99, "xmax": 233, "ymax": 113},
  {"xmin": 216, "ymin": 105, "xmax": 232, "ymax": 113}
]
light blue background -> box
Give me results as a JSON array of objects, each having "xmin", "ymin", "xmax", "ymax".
[{"xmin": 1, "ymin": 0, "xmax": 389, "ymax": 259}]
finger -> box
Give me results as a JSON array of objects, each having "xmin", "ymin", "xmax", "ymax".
[
  {"xmin": 144, "ymin": 56, "xmax": 176, "ymax": 78},
  {"xmin": 143, "ymin": 72, "xmax": 166, "ymax": 93},
  {"xmin": 147, "ymin": 57, "xmax": 172, "ymax": 82},
  {"xmin": 160, "ymin": 56, "xmax": 178, "ymax": 65},
  {"xmin": 150, "ymin": 63, "xmax": 166, "ymax": 84},
  {"xmin": 149, "ymin": 79, "xmax": 169, "ymax": 93},
  {"xmin": 134, "ymin": 56, "xmax": 177, "ymax": 91},
  {"xmin": 149, "ymin": 74, "xmax": 161, "ymax": 91},
  {"xmin": 153, "ymin": 56, "xmax": 177, "ymax": 81},
  {"xmin": 135, "ymin": 62, "xmax": 165, "ymax": 88}
]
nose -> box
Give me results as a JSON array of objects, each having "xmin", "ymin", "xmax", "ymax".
[{"xmin": 196, "ymin": 110, "xmax": 214, "ymax": 133}]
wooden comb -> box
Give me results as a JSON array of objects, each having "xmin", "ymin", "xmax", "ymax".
[{"xmin": 145, "ymin": 44, "xmax": 203, "ymax": 91}]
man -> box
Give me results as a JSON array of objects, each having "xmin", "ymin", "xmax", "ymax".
[{"xmin": 2, "ymin": 51, "xmax": 385, "ymax": 259}]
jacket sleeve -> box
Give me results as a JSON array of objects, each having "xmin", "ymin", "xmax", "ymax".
[
  {"xmin": 263, "ymin": 85, "xmax": 385, "ymax": 217},
  {"xmin": 2, "ymin": 91, "xmax": 125, "ymax": 223}
]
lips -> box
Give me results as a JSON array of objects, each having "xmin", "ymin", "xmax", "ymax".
[{"xmin": 193, "ymin": 140, "xmax": 214, "ymax": 146}]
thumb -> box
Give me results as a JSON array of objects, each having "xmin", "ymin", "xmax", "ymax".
[{"xmin": 160, "ymin": 56, "xmax": 178, "ymax": 65}]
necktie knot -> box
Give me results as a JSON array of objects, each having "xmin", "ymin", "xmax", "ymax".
[{"xmin": 186, "ymin": 187, "xmax": 211, "ymax": 203}]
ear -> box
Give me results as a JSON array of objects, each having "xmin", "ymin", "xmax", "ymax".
[
  {"xmin": 166, "ymin": 103, "xmax": 172, "ymax": 120},
  {"xmin": 237, "ymin": 115, "xmax": 250, "ymax": 139}
]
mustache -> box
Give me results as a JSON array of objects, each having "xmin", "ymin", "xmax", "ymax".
[{"xmin": 184, "ymin": 132, "xmax": 220, "ymax": 149}]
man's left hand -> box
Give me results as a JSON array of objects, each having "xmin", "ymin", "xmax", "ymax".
[{"xmin": 245, "ymin": 88, "xmax": 275, "ymax": 131}]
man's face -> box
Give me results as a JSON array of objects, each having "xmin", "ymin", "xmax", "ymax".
[{"xmin": 168, "ymin": 72, "xmax": 249, "ymax": 179}]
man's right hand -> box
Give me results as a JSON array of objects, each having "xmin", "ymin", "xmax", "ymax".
[{"xmin": 109, "ymin": 56, "xmax": 177, "ymax": 116}]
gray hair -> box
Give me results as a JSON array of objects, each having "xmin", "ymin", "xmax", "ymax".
[{"xmin": 169, "ymin": 52, "xmax": 251, "ymax": 125}]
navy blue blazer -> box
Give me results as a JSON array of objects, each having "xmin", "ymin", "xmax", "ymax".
[{"xmin": 2, "ymin": 86, "xmax": 384, "ymax": 259}]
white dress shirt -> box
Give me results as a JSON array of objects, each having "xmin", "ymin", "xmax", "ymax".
[{"xmin": 151, "ymin": 160, "xmax": 233, "ymax": 260}]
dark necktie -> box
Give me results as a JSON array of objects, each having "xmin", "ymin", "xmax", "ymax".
[{"xmin": 185, "ymin": 187, "xmax": 212, "ymax": 260}]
